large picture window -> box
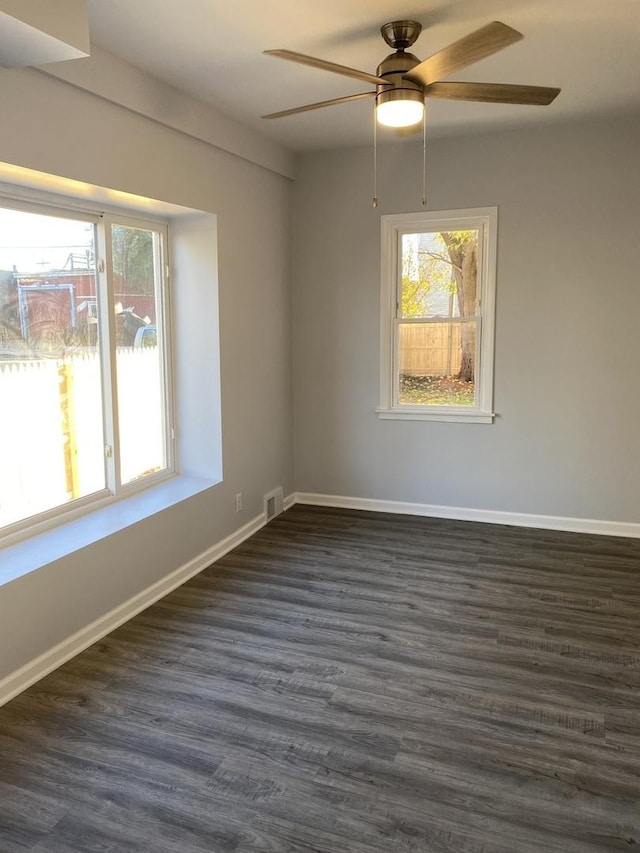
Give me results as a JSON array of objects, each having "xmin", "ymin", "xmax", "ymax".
[
  {"xmin": 0, "ymin": 199, "xmax": 174, "ymax": 539},
  {"xmin": 378, "ymin": 207, "xmax": 497, "ymax": 423}
]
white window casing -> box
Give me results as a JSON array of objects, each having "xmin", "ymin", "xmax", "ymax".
[
  {"xmin": 378, "ymin": 206, "xmax": 498, "ymax": 423},
  {"xmin": 0, "ymin": 191, "xmax": 175, "ymax": 546}
]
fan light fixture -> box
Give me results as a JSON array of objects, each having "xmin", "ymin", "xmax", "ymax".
[
  {"xmin": 263, "ymin": 19, "xmax": 561, "ymax": 205},
  {"xmin": 376, "ymin": 93, "xmax": 424, "ymax": 128}
]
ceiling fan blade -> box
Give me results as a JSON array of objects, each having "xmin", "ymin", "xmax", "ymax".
[
  {"xmin": 425, "ymin": 81, "xmax": 560, "ymax": 105},
  {"xmin": 262, "ymin": 91, "xmax": 375, "ymax": 119},
  {"xmin": 264, "ymin": 49, "xmax": 390, "ymax": 86},
  {"xmin": 405, "ymin": 21, "xmax": 523, "ymax": 87}
]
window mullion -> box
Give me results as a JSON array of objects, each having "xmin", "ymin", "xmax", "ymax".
[
  {"xmin": 155, "ymin": 231, "xmax": 175, "ymax": 474},
  {"xmin": 395, "ymin": 231, "xmax": 403, "ymax": 319},
  {"xmin": 96, "ymin": 217, "xmax": 123, "ymax": 493}
]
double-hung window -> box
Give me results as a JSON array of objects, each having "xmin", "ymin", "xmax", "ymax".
[
  {"xmin": 0, "ymin": 197, "xmax": 174, "ymax": 540},
  {"xmin": 378, "ymin": 207, "xmax": 497, "ymax": 423}
]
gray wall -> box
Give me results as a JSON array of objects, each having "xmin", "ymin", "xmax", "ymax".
[
  {"xmin": 2, "ymin": 63, "xmax": 639, "ymax": 685},
  {"xmin": 0, "ymin": 67, "xmax": 293, "ymax": 679},
  {"xmin": 292, "ymin": 115, "xmax": 640, "ymax": 523}
]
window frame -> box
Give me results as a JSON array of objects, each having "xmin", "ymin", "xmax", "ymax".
[
  {"xmin": 0, "ymin": 192, "xmax": 176, "ymax": 546},
  {"xmin": 378, "ymin": 206, "xmax": 498, "ymax": 423},
  {"xmin": 100, "ymin": 213, "xmax": 175, "ymax": 493}
]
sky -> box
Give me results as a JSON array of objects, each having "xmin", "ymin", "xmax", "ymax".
[{"xmin": 0, "ymin": 206, "xmax": 94, "ymax": 275}]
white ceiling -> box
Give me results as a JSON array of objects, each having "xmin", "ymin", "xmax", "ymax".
[{"xmin": 85, "ymin": 0, "xmax": 640, "ymax": 152}]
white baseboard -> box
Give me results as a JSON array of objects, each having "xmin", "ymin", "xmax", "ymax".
[
  {"xmin": 294, "ymin": 492, "xmax": 640, "ymax": 539},
  {"xmin": 0, "ymin": 506, "xmax": 280, "ymax": 709}
]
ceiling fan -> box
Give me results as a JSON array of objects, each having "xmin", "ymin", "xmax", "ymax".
[{"xmin": 262, "ymin": 20, "xmax": 560, "ymax": 128}]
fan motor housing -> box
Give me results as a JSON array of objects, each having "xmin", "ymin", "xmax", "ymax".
[{"xmin": 376, "ymin": 51, "xmax": 423, "ymax": 109}]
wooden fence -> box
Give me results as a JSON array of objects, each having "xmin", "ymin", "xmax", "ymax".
[
  {"xmin": 0, "ymin": 348, "xmax": 163, "ymax": 530},
  {"xmin": 0, "ymin": 358, "xmax": 72, "ymax": 527},
  {"xmin": 399, "ymin": 322, "xmax": 463, "ymax": 376}
]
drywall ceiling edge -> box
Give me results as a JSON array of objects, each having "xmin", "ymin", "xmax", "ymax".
[
  {"xmin": 0, "ymin": 0, "xmax": 89, "ymax": 66},
  {"xmin": 37, "ymin": 45, "xmax": 296, "ymax": 180}
]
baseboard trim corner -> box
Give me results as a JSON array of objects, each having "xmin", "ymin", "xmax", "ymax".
[
  {"xmin": 0, "ymin": 511, "xmax": 267, "ymax": 709},
  {"xmin": 293, "ymin": 492, "xmax": 640, "ymax": 539}
]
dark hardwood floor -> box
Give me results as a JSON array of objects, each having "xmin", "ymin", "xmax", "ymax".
[{"xmin": 1, "ymin": 505, "xmax": 640, "ymax": 852}]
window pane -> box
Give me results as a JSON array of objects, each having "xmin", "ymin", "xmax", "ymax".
[
  {"xmin": 398, "ymin": 321, "xmax": 476, "ymax": 407},
  {"xmin": 0, "ymin": 207, "xmax": 105, "ymax": 529},
  {"xmin": 111, "ymin": 224, "xmax": 167, "ymax": 484},
  {"xmin": 400, "ymin": 229, "xmax": 479, "ymax": 320}
]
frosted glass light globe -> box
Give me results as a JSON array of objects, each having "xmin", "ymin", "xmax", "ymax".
[{"xmin": 376, "ymin": 99, "xmax": 424, "ymax": 128}]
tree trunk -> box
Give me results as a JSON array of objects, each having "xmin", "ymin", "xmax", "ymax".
[
  {"xmin": 458, "ymin": 324, "xmax": 476, "ymax": 383},
  {"xmin": 441, "ymin": 233, "xmax": 477, "ymax": 383}
]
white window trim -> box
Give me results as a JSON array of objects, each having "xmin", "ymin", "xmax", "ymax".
[
  {"xmin": 378, "ymin": 206, "xmax": 498, "ymax": 423},
  {"xmin": 0, "ymin": 190, "xmax": 176, "ymax": 547},
  {"xmin": 99, "ymin": 213, "xmax": 176, "ymax": 496}
]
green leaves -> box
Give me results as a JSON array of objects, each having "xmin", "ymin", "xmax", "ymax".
[
  {"xmin": 111, "ymin": 225, "xmax": 154, "ymax": 295},
  {"xmin": 401, "ymin": 230, "xmax": 476, "ymax": 319}
]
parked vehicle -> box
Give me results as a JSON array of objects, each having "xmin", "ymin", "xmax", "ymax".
[{"xmin": 133, "ymin": 324, "xmax": 157, "ymax": 348}]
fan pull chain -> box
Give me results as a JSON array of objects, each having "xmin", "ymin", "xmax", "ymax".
[
  {"xmin": 421, "ymin": 102, "xmax": 427, "ymax": 207},
  {"xmin": 372, "ymin": 100, "xmax": 378, "ymax": 208}
]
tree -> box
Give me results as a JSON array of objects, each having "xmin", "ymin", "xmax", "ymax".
[
  {"xmin": 403, "ymin": 229, "xmax": 478, "ymax": 383},
  {"xmin": 438, "ymin": 231, "xmax": 477, "ymax": 383},
  {"xmin": 111, "ymin": 226, "xmax": 154, "ymax": 295},
  {"xmin": 402, "ymin": 234, "xmax": 452, "ymax": 318}
]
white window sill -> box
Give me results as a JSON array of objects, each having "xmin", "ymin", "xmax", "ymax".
[
  {"xmin": 0, "ymin": 475, "xmax": 221, "ymax": 588},
  {"xmin": 376, "ymin": 407, "xmax": 495, "ymax": 424}
]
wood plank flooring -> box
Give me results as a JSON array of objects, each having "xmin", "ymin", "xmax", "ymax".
[{"xmin": 1, "ymin": 505, "xmax": 639, "ymax": 852}]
